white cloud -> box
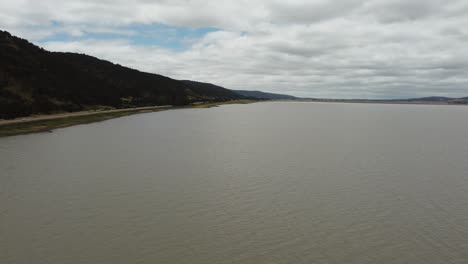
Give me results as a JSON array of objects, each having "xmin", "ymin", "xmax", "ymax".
[{"xmin": 1, "ymin": 0, "xmax": 468, "ymax": 98}]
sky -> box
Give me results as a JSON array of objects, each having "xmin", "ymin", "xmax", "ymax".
[{"xmin": 1, "ymin": 0, "xmax": 468, "ymax": 99}]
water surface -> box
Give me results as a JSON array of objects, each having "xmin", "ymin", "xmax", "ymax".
[{"xmin": 1, "ymin": 102, "xmax": 468, "ymax": 264}]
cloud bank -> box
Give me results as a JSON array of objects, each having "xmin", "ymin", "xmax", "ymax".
[{"xmin": 1, "ymin": 0, "xmax": 468, "ymax": 98}]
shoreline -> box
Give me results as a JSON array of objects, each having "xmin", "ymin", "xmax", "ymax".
[
  {"xmin": 2, "ymin": 99, "xmax": 466, "ymax": 137},
  {"xmin": 294, "ymin": 99, "xmax": 468, "ymax": 106},
  {"xmin": 0, "ymin": 100, "xmax": 256, "ymax": 137}
]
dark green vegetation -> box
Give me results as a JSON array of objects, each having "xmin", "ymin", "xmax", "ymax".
[
  {"xmin": 0, "ymin": 30, "xmax": 247, "ymax": 119},
  {"xmin": 0, "ymin": 100, "xmax": 256, "ymax": 137},
  {"xmin": 182, "ymin": 80, "xmax": 252, "ymax": 101},
  {"xmin": 0, "ymin": 109, "xmax": 157, "ymax": 137},
  {"xmin": 233, "ymin": 90, "xmax": 298, "ymax": 100}
]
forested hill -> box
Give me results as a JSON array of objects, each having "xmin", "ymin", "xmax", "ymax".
[
  {"xmin": 233, "ymin": 90, "xmax": 298, "ymax": 100},
  {"xmin": 0, "ymin": 30, "xmax": 246, "ymax": 119},
  {"xmin": 181, "ymin": 80, "xmax": 256, "ymax": 100}
]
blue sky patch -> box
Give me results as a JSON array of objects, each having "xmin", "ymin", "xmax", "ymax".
[{"xmin": 39, "ymin": 22, "xmax": 218, "ymax": 51}]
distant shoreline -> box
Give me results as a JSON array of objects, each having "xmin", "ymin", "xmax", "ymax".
[
  {"xmin": 293, "ymin": 99, "xmax": 468, "ymax": 106},
  {"xmin": 2, "ymin": 98, "xmax": 467, "ymax": 137},
  {"xmin": 0, "ymin": 100, "xmax": 256, "ymax": 137},
  {"xmin": 281, "ymin": 99, "xmax": 468, "ymax": 106}
]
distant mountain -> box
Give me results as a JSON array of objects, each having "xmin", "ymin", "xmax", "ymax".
[
  {"xmin": 0, "ymin": 30, "xmax": 246, "ymax": 119},
  {"xmin": 233, "ymin": 90, "xmax": 298, "ymax": 100}
]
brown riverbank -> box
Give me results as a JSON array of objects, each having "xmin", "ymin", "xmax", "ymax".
[{"xmin": 0, "ymin": 100, "xmax": 256, "ymax": 137}]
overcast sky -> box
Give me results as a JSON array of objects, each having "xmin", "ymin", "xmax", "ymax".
[{"xmin": 1, "ymin": 0, "xmax": 468, "ymax": 98}]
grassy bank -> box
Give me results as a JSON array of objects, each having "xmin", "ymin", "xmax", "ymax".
[{"xmin": 0, "ymin": 100, "xmax": 257, "ymax": 137}]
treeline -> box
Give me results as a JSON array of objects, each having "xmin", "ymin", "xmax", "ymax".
[{"xmin": 0, "ymin": 30, "xmax": 246, "ymax": 119}]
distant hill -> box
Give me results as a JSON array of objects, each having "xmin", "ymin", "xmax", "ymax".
[
  {"xmin": 181, "ymin": 80, "xmax": 248, "ymax": 101},
  {"xmin": 403, "ymin": 96, "xmax": 452, "ymax": 102},
  {"xmin": 0, "ymin": 30, "xmax": 246, "ymax": 119},
  {"xmin": 396, "ymin": 96, "xmax": 468, "ymax": 103},
  {"xmin": 306, "ymin": 96, "xmax": 468, "ymax": 104},
  {"xmin": 233, "ymin": 90, "xmax": 298, "ymax": 100}
]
